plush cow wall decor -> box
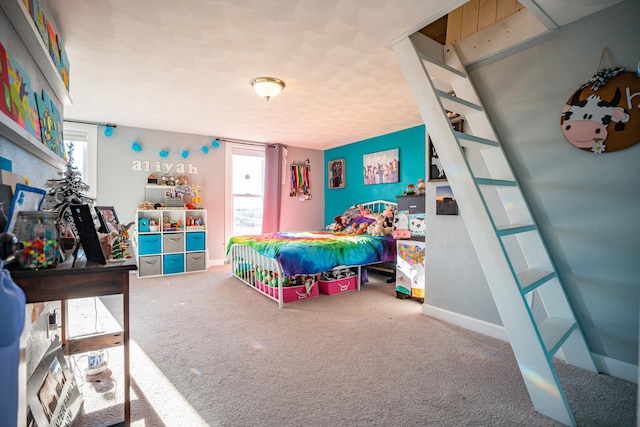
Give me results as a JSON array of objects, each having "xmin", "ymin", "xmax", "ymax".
[{"xmin": 561, "ymin": 71, "xmax": 640, "ymax": 153}]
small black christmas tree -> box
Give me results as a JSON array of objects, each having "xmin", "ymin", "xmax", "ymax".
[{"xmin": 43, "ymin": 143, "xmax": 94, "ymax": 239}]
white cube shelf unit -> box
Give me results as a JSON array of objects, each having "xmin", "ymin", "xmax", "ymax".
[{"xmin": 134, "ymin": 209, "xmax": 207, "ymax": 277}]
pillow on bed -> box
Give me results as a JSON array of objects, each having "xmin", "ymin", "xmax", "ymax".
[{"xmin": 352, "ymin": 215, "xmax": 377, "ymax": 225}]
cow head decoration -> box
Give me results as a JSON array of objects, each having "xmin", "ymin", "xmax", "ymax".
[
  {"xmin": 560, "ymin": 71, "xmax": 640, "ymax": 153},
  {"xmin": 561, "ymin": 87, "xmax": 630, "ymax": 153}
]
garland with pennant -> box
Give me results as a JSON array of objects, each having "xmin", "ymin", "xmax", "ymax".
[{"xmin": 100, "ymin": 125, "xmax": 221, "ymax": 159}]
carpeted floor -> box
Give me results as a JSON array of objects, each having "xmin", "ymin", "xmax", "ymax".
[{"xmin": 71, "ymin": 266, "xmax": 636, "ymax": 426}]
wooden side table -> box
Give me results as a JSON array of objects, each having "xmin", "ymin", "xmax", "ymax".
[{"xmin": 10, "ymin": 254, "xmax": 137, "ymax": 426}]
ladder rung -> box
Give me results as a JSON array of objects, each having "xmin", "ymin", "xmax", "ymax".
[
  {"xmin": 538, "ymin": 317, "xmax": 577, "ymax": 356},
  {"xmin": 475, "ymin": 178, "xmax": 517, "ymax": 187},
  {"xmin": 517, "ymin": 269, "xmax": 556, "ymax": 293},
  {"xmin": 496, "ymin": 223, "xmax": 536, "ymax": 236},
  {"xmin": 417, "ymin": 52, "xmax": 467, "ymax": 83},
  {"xmin": 435, "ymin": 90, "xmax": 482, "ymax": 116},
  {"xmin": 453, "ymin": 131, "xmax": 499, "ymax": 148}
]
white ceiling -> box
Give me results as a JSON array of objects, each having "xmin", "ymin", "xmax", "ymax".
[{"xmin": 48, "ymin": 0, "xmax": 621, "ymax": 150}]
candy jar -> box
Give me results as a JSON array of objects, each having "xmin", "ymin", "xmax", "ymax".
[{"xmin": 14, "ymin": 211, "xmax": 59, "ymax": 269}]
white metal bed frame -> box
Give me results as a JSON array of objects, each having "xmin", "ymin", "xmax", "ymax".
[{"xmin": 228, "ymin": 200, "xmax": 396, "ymax": 308}]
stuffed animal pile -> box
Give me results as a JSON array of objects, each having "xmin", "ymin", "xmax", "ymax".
[
  {"xmin": 344, "ymin": 222, "xmax": 368, "ymax": 234},
  {"xmin": 326, "ymin": 204, "xmax": 368, "ymax": 231},
  {"xmin": 327, "ymin": 203, "xmax": 397, "ymax": 237},
  {"xmin": 367, "ymin": 204, "xmax": 396, "ymax": 236}
]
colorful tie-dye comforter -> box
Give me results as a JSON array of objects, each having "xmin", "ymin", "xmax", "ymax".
[{"xmin": 227, "ymin": 231, "xmax": 396, "ymax": 276}]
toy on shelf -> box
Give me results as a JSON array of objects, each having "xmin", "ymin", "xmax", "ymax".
[{"xmin": 191, "ymin": 184, "xmax": 202, "ymax": 208}]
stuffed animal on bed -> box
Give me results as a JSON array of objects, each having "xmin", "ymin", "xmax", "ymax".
[
  {"xmin": 367, "ymin": 205, "xmax": 395, "ymax": 236},
  {"xmin": 345, "ymin": 222, "xmax": 368, "ymax": 234},
  {"xmin": 326, "ymin": 204, "xmax": 366, "ymax": 231}
]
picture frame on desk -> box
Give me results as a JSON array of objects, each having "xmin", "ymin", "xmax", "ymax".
[
  {"xmin": 70, "ymin": 204, "xmax": 106, "ymax": 265},
  {"xmin": 3, "ymin": 183, "xmax": 46, "ymax": 233},
  {"xmin": 95, "ymin": 205, "xmax": 120, "ymax": 234}
]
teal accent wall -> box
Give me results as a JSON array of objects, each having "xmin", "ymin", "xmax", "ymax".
[{"xmin": 324, "ymin": 125, "xmax": 425, "ymax": 224}]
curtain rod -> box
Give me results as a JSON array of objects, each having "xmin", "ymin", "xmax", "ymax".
[
  {"xmin": 222, "ymin": 139, "xmax": 286, "ymax": 149},
  {"xmin": 64, "ymin": 119, "xmax": 117, "ymax": 128}
]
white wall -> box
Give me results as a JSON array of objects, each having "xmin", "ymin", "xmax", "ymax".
[
  {"xmin": 423, "ymin": 184, "xmax": 502, "ymax": 327},
  {"xmin": 463, "ymin": 0, "xmax": 640, "ymax": 368},
  {"xmin": 95, "ymin": 125, "xmax": 325, "ymax": 262},
  {"xmin": 95, "ymin": 125, "xmax": 227, "ymax": 260},
  {"xmin": 279, "ymin": 146, "xmax": 325, "ymax": 232}
]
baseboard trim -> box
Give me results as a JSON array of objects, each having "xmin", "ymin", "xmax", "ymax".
[
  {"xmin": 592, "ymin": 353, "xmax": 638, "ymax": 384},
  {"xmin": 421, "ymin": 304, "xmax": 638, "ymax": 384},
  {"xmin": 422, "ymin": 303, "xmax": 508, "ymax": 341},
  {"xmin": 209, "ymin": 258, "xmax": 226, "ymax": 267}
]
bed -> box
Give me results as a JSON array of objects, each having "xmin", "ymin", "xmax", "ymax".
[{"xmin": 227, "ymin": 200, "xmax": 397, "ymax": 308}]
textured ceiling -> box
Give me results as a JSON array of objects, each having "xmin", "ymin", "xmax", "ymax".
[
  {"xmin": 47, "ymin": 0, "xmax": 619, "ymax": 150},
  {"xmin": 48, "ymin": 0, "xmax": 463, "ymax": 150}
]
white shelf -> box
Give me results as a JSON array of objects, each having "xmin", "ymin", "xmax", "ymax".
[
  {"xmin": 1, "ymin": 0, "xmax": 72, "ymax": 105},
  {"xmin": 0, "ymin": 112, "xmax": 65, "ymax": 169},
  {"xmin": 134, "ymin": 209, "xmax": 207, "ymax": 278}
]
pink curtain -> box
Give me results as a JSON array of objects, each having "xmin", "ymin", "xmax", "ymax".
[{"xmin": 262, "ymin": 144, "xmax": 285, "ymax": 233}]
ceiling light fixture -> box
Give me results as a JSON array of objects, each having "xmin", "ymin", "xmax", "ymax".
[{"xmin": 250, "ymin": 77, "xmax": 285, "ymax": 101}]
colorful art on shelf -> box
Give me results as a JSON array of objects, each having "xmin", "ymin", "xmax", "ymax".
[
  {"xmin": 27, "ymin": 0, "xmax": 49, "ymax": 48},
  {"xmin": 46, "ymin": 21, "xmax": 61, "ymax": 72},
  {"xmin": 35, "ymin": 89, "xmax": 65, "ymax": 160},
  {"xmin": 5, "ymin": 47, "xmax": 41, "ymax": 141},
  {"xmin": 0, "ymin": 42, "xmax": 17, "ymax": 120},
  {"xmin": 21, "ymin": 0, "xmax": 70, "ymax": 92},
  {"xmin": 60, "ymin": 42, "xmax": 70, "ymax": 91}
]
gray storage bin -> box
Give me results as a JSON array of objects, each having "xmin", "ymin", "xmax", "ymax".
[
  {"xmin": 163, "ymin": 232, "xmax": 184, "ymax": 253},
  {"xmin": 186, "ymin": 251, "xmax": 206, "ymax": 272},
  {"xmin": 139, "ymin": 255, "xmax": 162, "ymax": 277}
]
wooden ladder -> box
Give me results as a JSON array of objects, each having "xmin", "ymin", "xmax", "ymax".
[{"xmin": 392, "ymin": 33, "xmax": 597, "ymax": 426}]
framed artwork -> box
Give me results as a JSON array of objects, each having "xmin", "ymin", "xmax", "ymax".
[
  {"xmin": 27, "ymin": 337, "xmax": 82, "ymax": 427},
  {"xmin": 70, "ymin": 204, "xmax": 107, "ymax": 264},
  {"xmin": 363, "ymin": 148, "xmax": 399, "ymax": 185},
  {"xmin": 328, "ymin": 158, "xmax": 345, "ymax": 189},
  {"xmin": 290, "ymin": 161, "xmax": 312, "ymax": 200},
  {"xmin": 436, "ymin": 186, "xmax": 459, "ymax": 215},
  {"xmin": 428, "ymin": 119, "xmax": 464, "ymax": 182},
  {"xmin": 4, "ymin": 183, "xmax": 46, "ymax": 233},
  {"xmin": 95, "ymin": 206, "xmax": 120, "ymax": 234}
]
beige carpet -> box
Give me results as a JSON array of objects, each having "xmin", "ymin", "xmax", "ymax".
[{"xmin": 71, "ymin": 266, "xmax": 635, "ymax": 426}]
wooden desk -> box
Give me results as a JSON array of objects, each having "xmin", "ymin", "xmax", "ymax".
[{"xmin": 10, "ymin": 254, "xmax": 137, "ymax": 427}]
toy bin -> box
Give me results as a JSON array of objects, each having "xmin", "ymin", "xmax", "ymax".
[
  {"xmin": 318, "ymin": 275, "xmax": 357, "ymax": 296},
  {"xmin": 268, "ymin": 282, "xmax": 319, "ymax": 303},
  {"xmin": 255, "ymin": 272, "xmax": 318, "ymax": 303}
]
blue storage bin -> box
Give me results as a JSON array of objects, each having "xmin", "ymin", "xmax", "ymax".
[
  {"xmin": 186, "ymin": 232, "xmax": 206, "ymax": 251},
  {"xmin": 163, "ymin": 253, "xmax": 184, "ymax": 274},
  {"xmin": 138, "ymin": 234, "xmax": 161, "ymax": 255}
]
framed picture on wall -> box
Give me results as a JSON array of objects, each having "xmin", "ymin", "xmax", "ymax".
[
  {"xmin": 436, "ymin": 185, "xmax": 459, "ymax": 215},
  {"xmin": 363, "ymin": 148, "xmax": 399, "ymax": 185},
  {"xmin": 428, "ymin": 119, "xmax": 464, "ymax": 182},
  {"xmin": 328, "ymin": 158, "xmax": 346, "ymax": 189}
]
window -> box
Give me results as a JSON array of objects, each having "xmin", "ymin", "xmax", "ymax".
[
  {"xmin": 225, "ymin": 143, "xmax": 265, "ymax": 238},
  {"xmin": 62, "ymin": 122, "xmax": 98, "ymax": 200}
]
